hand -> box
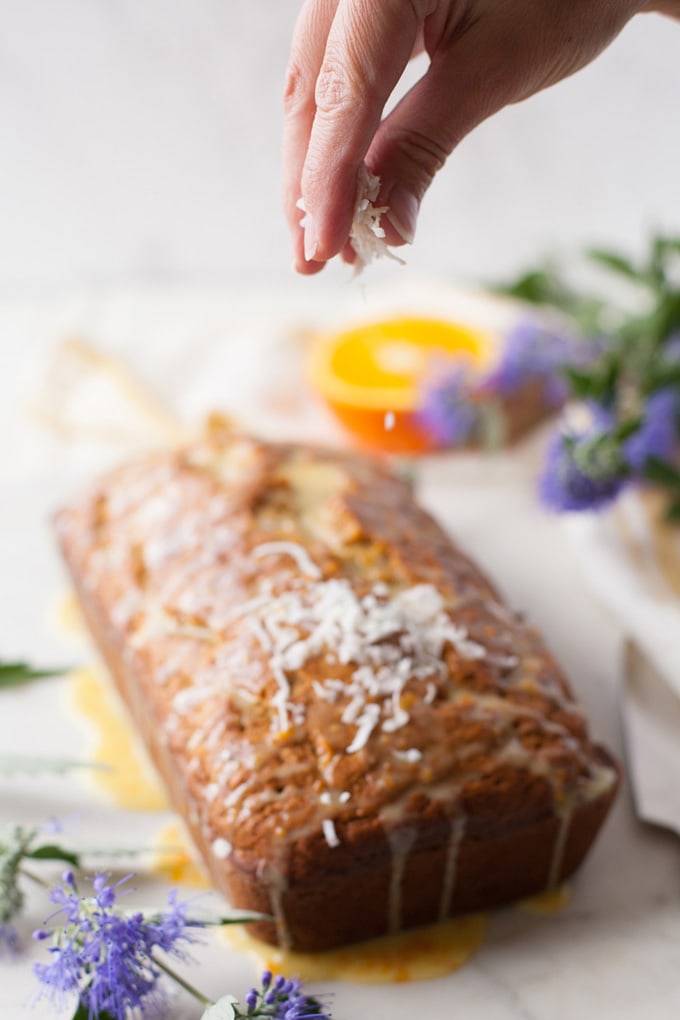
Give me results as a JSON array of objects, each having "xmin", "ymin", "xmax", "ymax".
[{"xmin": 283, "ymin": 0, "xmax": 649, "ymax": 275}]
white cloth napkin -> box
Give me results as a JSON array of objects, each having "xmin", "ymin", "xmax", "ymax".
[{"xmin": 564, "ymin": 488, "xmax": 680, "ymax": 699}]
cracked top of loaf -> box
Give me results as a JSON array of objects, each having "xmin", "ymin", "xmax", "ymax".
[{"xmin": 56, "ymin": 429, "xmax": 617, "ymax": 871}]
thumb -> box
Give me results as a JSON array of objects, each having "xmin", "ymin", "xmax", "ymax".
[
  {"xmin": 369, "ymin": 21, "xmax": 532, "ymax": 245},
  {"xmin": 368, "ymin": 0, "xmax": 637, "ymax": 247},
  {"xmin": 367, "ymin": 27, "xmax": 516, "ymax": 246}
]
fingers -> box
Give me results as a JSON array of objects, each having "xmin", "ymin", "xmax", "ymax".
[
  {"xmin": 367, "ymin": 32, "xmax": 505, "ymax": 242},
  {"xmin": 365, "ymin": 12, "xmax": 543, "ymax": 245},
  {"xmin": 283, "ymin": 0, "xmax": 339, "ymax": 274},
  {"xmin": 369, "ymin": 0, "xmax": 642, "ymax": 242},
  {"xmin": 285, "ymin": 0, "xmax": 642, "ymax": 274},
  {"xmin": 298, "ymin": 0, "xmax": 420, "ymax": 264}
]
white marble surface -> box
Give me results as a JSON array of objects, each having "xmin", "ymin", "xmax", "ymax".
[
  {"xmin": 0, "ymin": 3, "xmax": 679, "ymax": 291},
  {"xmin": 1, "ymin": 283, "xmax": 679, "ymax": 1019}
]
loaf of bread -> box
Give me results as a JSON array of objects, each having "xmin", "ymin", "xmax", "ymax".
[{"xmin": 56, "ymin": 428, "xmax": 619, "ymax": 951}]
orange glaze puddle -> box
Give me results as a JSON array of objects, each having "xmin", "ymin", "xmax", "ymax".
[
  {"xmin": 152, "ymin": 822, "xmax": 212, "ymax": 889},
  {"xmin": 70, "ymin": 665, "xmax": 169, "ymax": 811},
  {"xmin": 55, "ymin": 592, "xmax": 167, "ymax": 811},
  {"xmin": 223, "ymin": 915, "xmax": 488, "ymax": 984},
  {"xmin": 151, "ymin": 823, "xmax": 483, "ymax": 985},
  {"xmin": 52, "ymin": 591, "xmax": 87, "ymax": 640},
  {"xmin": 519, "ymin": 886, "xmax": 570, "ymax": 915}
]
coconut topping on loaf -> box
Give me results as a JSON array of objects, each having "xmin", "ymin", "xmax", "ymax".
[{"xmin": 56, "ymin": 430, "xmax": 619, "ymax": 949}]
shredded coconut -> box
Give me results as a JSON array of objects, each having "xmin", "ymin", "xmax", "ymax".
[
  {"xmin": 252, "ymin": 541, "xmax": 322, "ymax": 579},
  {"xmin": 346, "ymin": 702, "xmax": 382, "ymax": 754},
  {"xmin": 322, "ymin": 819, "xmax": 341, "ymax": 848},
  {"xmin": 320, "ymin": 789, "xmax": 351, "ymax": 806},
  {"xmin": 393, "ymin": 748, "xmax": 422, "ymax": 764},
  {"xmin": 296, "ymin": 164, "xmax": 404, "ymax": 277},
  {"xmin": 212, "ymin": 837, "xmax": 233, "ymax": 859},
  {"xmin": 349, "ymin": 166, "xmax": 405, "ymax": 274},
  {"xmin": 244, "ymin": 570, "xmax": 486, "ymax": 748}
]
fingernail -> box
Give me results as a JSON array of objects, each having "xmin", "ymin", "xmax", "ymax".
[
  {"xmin": 386, "ymin": 187, "xmax": 419, "ymax": 245},
  {"xmin": 303, "ymin": 213, "xmax": 319, "ymax": 262}
]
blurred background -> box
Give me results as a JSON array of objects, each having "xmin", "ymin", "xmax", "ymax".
[
  {"xmin": 3, "ymin": 14, "xmax": 680, "ymax": 1019},
  {"xmin": 1, "ymin": 0, "xmax": 679, "ymax": 295}
]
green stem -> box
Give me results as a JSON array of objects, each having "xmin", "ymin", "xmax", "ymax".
[
  {"xmin": 18, "ymin": 867, "xmax": 51, "ymax": 890},
  {"xmin": 151, "ymin": 952, "xmax": 212, "ymax": 1007}
]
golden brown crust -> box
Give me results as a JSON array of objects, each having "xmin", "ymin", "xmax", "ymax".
[{"xmin": 56, "ymin": 431, "xmax": 619, "ymax": 950}]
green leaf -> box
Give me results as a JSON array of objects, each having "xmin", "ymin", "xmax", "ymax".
[
  {"xmin": 645, "ymin": 361, "xmax": 680, "ymax": 390},
  {"xmin": 0, "ymin": 661, "xmax": 68, "ymax": 690},
  {"xmin": 587, "ymin": 248, "xmax": 641, "ymax": 282},
  {"xmin": 562, "ymin": 366, "xmax": 601, "ymax": 400},
  {"xmin": 0, "ymin": 754, "xmax": 111, "ymax": 777},
  {"xmin": 210, "ymin": 912, "xmax": 270, "ymax": 926},
  {"xmin": 71, "ymin": 1003, "xmax": 117, "ymax": 1020},
  {"xmin": 650, "ymin": 235, "xmax": 680, "ymax": 289},
  {"xmin": 563, "ymin": 361, "xmax": 619, "ymax": 402},
  {"xmin": 26, "ymin": 844, "xmax": 81, "ymax": 868},
  {"xmin": 653, "ymin": 292, "xmax": 680, "ymax": 344},
  {"xmin": 496, "ymin": 268, "xmax": 558, "ymax": 305},
  {"xmin": 613, "ymin": 417, "xmax": 643, "ymax": 443},
  {"xmin": 664, "ymin": 498, "xmax": 680, "ymax": 522},
  {"xmin": 642, "ymin": 456, "xmax": 680, "ymax": 490}
]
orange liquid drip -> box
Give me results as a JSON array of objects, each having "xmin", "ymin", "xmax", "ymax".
[
  {"xmin": 223, "ymin": 915, "xmax": 487, "ymax": 985},
  {"xmin": 70, "ymin": 666, "xmax": 168, "ymax": 811}
]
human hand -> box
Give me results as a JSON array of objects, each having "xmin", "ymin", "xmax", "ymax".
[{"xmin": 283, "ymin": 0, "xmax": 648, "ymax": 275}]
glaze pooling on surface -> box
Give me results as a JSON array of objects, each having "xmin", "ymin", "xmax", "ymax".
[
  {"xmin": 71, "ymin": 665, "xmax": 168, "ymax": 811},
  {"xmin": 56, "ymin": 431, "xmax": 619, "ymax": 949},
  {"xmin": 224, "ymin": 912, "xmax": 488, "ymax": 984}
]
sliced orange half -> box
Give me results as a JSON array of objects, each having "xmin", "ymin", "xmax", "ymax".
[{"xmin": 308, "ymin": 316, "xmax": 493, "ymax": 453}]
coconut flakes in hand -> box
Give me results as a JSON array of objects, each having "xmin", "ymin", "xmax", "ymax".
[{"xmin": 297, "ymin": 164, "xmax": 405, "ymax": 275}]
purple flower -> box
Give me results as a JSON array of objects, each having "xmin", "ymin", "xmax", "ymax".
[
  {"xmin": 231, "ymin": 970, "xmax": 331, "ymax": 1020},
  {"xmin": 664, "ymin": 331, "xmax": 680, "ymax": 362},
  {"xmin": 0, "ymin": 922, "xmax": 21, "ymax": 958},
  {"xmin": 418, "ymin": 364, "xmax": 480, "ymax": 446},
  {"xmin": 34, "ymin": 940, "xmax": 82, "ymax": 1008},
  {"xmin": 41, "ymin": 818, "xmax": 64, "ymax": 836},
  {"xmin": 482, "ymin": 320, "xmax": 580, "ymax": 405},
  {"xmin": 34, "ymin": 873, "xmax": 203, "ymax": 1020},
  {"xmin": 623, "ymin": 388, "xmax": 680, "ymax": 472},
  {"xmin": 539, "ymin": 421, "xmax": 627, "ymax": 512}
]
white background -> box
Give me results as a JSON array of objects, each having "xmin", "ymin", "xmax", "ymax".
[
  {"xmin": 1, "ymin": 6, "xmax": 680, "ymax": 1017},
  {"xmin": 0, "ymin": 1, "xmax": 678, "ymax": 293}
]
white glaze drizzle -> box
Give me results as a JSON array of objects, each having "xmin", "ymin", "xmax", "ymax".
[
  {"xmin": 439, "ymin": 816, "xmax": 467, "ymax": 922},
  {"xmin": 267, "ymin": 867, "xmax": 291, "ymax": 951},
  {"xmin": 547, "ymin": 806, "xmax": 573, "ymax": 889},
  {"xmin": 387, "ymin": 828, "xmax": 417, "ymax": 934},
  {"xmin": 252, "ymin": 541, "xmax": 322, "ymax": 579}
]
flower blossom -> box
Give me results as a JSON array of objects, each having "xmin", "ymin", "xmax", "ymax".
[
  {"xmin": 481, "ymin": 319, "xmax": 580, "ymax": 405},
  {"xmin": 221, "ymin": 970, "xmax": 331, "ymax": 1020},
  {"xmin": 539, "ymin": 410, "xmax": 627, "ymax": 512},
  {"xmin": 0, "ymin": 922, "xmax": 20, "ymax": 958},
  {"xmin": 34, "ymin": 872, "xmax": 203, "ymax": 1020},
  {"xmin": 623, "ymin": 387, "xmax": 680, "ymax": 471},
  {"xmin": 418, "ymin": 364, "xmax": 480, "ymax": 446}
]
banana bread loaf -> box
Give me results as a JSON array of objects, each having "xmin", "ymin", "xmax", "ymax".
[{"xmin": 55, "ymin": 429, "xmax": 619, "ymax": 951}]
